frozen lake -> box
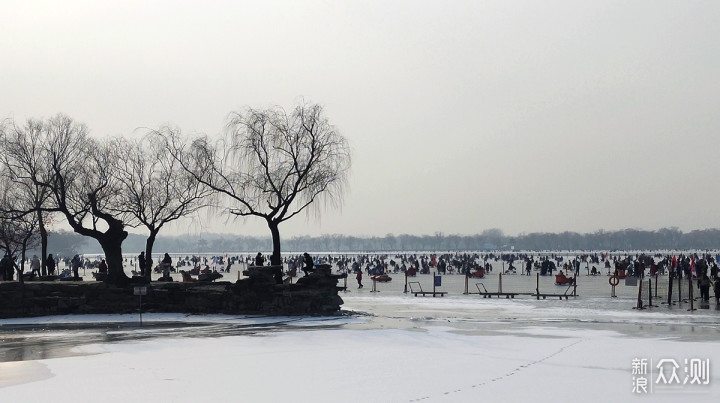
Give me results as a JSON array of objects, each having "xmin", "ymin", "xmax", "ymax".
[{"xmin": 1, "ymin": 259, "xmax": 719, "ymax": 402}]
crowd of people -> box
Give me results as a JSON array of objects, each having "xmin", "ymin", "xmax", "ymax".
[
  {"xmin": 279, "ymin": 251, "xmax": 720, "ymax": 301},
  {"xmin": 2, "ymin": 250, "xmax": 720, "ymax": 303},
  {"xmin": 0, "ymin": 252, "xmax": 89, "ymax": 281}
]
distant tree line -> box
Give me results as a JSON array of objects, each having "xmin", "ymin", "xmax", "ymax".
[{"xmin": 45, "ymin": 227, "xmax": 720, "ymax": 256}]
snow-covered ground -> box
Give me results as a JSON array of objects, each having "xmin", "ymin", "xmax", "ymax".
[{"xmin": 1, "ymin": 271, "xmax": 719, "ymax": 402}]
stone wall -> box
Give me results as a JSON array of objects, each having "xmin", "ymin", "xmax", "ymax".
[{"xmin": 0, "ymin": 266, "xmax": 346, "ymax": 318}]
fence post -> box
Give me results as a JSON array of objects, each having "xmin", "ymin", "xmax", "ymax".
[
  {"xmin": 647, "ymin": 278, "xmax": 657, "ymax": 308},
  {"xmin": 573, "ymin": 273, "xmax": 577, "ymax": 296},
  {"xmin": 635, "ymin": 278, "xmax": 644, "ymax": 310},
  {"xmin": 688, "ymin": 277, "xmax": 695, "ymax": 311},
  {"xmin": 654, "ymin": 274, "xmax": 658, "ymax": 298}
]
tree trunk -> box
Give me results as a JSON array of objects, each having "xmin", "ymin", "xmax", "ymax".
[
  {"xmin": 99, "ymin": 234, "xmax": 129, "ymax": 285},
  {"xmin": 145, "ymin": 230, "xmax": 158, "ymax": 279},
  {"xmin": 268, "ymin": 220, "xmax": 282, "ymax": 266},
  {"xmin": 17, "ymin": 242, "xmax": 27, "ymax": 285},
  {"xmin": 38, "ymin": 211, "xmax": 47, "ymax": 276}
]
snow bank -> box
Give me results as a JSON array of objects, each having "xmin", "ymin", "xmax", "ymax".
[{"xmin": 1, "ymin": 324, "xmax": 718, "ymax": 402}]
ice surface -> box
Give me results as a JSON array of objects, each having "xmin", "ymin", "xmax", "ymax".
[{"xmin": 1, "ymin": 270, "xmax": 719, "ymax": 402}]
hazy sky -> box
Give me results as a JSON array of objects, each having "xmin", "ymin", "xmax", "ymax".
[{"xmin": 3, "ymin": 1, "xmax": 720, "ymax": 238}]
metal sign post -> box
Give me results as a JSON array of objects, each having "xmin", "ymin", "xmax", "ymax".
[
  {"xmin": 433, "ymin": 273, "xmax": 441, "ymax": 297},
  {"xmin": 134, "ymin": 286, "xmax": 147, "ymax": 326}
]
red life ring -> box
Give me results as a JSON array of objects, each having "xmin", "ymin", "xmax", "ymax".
[{"xmin": 609, "ymin": 275, "xmax": 619, "ymax": 286}]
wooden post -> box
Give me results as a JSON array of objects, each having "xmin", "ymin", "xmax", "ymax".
[
  {"xmin": 499, "ymin": 272, "xmax": 503, "ymax": 294},
  {"xmin": 536, "ymin": 273, "xmax": 540, "ymax": 300},
  {"xmin": 667, "ymin": 274, "xmax": 673, "ymax": 305},
  {"xmin": 636, "ymin": 278, "xmax": 644, "ymax": 310}
]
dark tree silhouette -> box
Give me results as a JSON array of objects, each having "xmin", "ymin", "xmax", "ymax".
[
  {"xmin": 113, "ymin": 133, "xmax": 213, "ymax": 277},
  {"xmin": 0, "ymin": 188, "xmax": 40, "ymax": 283},
  {"xmin": 165, "ymin": 102, "xmax": 351, "ymax": 265},
  {"xmin": 0, "ymin": 118, "xmax": 54, "ymax": 275},
  {"xmin": 40, "ymin": 115, "xmax": 132, "ymax": 284}
]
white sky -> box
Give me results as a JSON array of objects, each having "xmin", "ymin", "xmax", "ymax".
[{"xmin": 2, "ymin": 1, "xmax": 720, "ymax": 238}]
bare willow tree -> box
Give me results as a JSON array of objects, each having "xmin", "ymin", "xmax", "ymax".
[
  {"xmin": 0, "ymin": 177, "xmax": 40, "ymax": 283},
  {"xmin": 0, "ymin": 118, "xmax": 54, "ymax": 275},
  {"xmin": 113, "ymin": 132, "xmax": 214, "ymax": 277},
  {"xmin": 41, "ymin": 115, "xmax": 133, "ymax": 284},
  {"xmin": 166, "ymin": 102, "xmax": 351, "ymax": 265}
]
